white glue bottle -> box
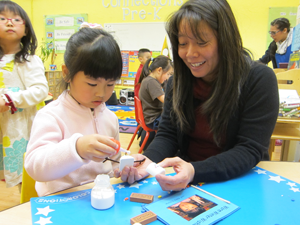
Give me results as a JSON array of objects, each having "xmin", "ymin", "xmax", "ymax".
[{"xmin": 91, "ymin": 174, "xmax": 115, "ymax": 210}]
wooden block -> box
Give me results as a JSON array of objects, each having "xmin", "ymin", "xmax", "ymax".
[
  {"xmin": 130, "ymin": 193, "xmax": 154, "ymax": 203},
  {"xmin": 130, "ymin": 211, "xmax": 157, "ymax": 225}
]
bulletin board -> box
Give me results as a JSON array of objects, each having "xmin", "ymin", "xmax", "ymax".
[
  {"xmin": 44, "ymin": 14, "xmax": 88, "ymax": 53},
  {"xmin": 266, "ymin": 7, "xmax": 297, "ymax": 48},
  {"xmin": 121, "ymin": 50, "xmax": 161, "ymax": 77},
  {"xmin": 104, "ymin": 22, "xmax": 167, "ymax": 51}
]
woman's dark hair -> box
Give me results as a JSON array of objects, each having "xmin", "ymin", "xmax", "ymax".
[
  {"xmin": 138, "ymin": 55, "xmax": 173, "ymax": 84},
  {"xmin": 271, "ymin": 18, "xmax": 290, "ymax": 32},
  {"xmin": 166, "ymin": 0, "xmax": 251, "ymax": 145},
  {"xmin": 0, "ymin": 1, "xmax": 37, "ymax": 63},
  {"xmin": 60, "ymin": 27, "xmax": 122, "ymax": 91}
]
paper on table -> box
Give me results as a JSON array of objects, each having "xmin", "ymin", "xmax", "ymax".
[{"xmin": 279, "ymin": 89, "xmax": 300, "ymax": 104}]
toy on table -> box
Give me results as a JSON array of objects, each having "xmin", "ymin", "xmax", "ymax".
[
  {"xmin": 130, "ymin": 193, "xmax": 154, "ymax": 203},
  {"xmin": 146, "ymin": 162, "xmax": 165, "ymax": 177},
  {"xmin": 119, "ymin": 155, "xmax": 135, "ymax": 171},
  {"xmin": 130, "ymin": 211, "xmax": 157, "ymax": 225},
  {"xmin": 91, "ymin": 174, "xmax": 115, "ymax": 210}
]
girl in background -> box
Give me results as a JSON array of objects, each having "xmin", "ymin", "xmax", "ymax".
[
  {"xmin": 25, "ymin": 27, "xmax": 122, "ymax": 196},
  {"xmin": 137, "ymin": 55, "xmax": 173, "ymax": 150},
  {"xmin": 0, "ymin": 1, "xmax": 48, "ymax": 188},
  {"xmin": 138, "ymin": 55, "xmax": 173, "ymax": 131}
]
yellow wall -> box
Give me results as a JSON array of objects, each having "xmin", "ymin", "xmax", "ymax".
[{"xmin": 13, "ymin": 0, "xmax": 299, "ymax": 69}]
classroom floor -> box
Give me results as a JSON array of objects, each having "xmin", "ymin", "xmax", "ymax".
[{"xmin": 0, "ymin": 133, "xmax": 282, "ymax": 212}]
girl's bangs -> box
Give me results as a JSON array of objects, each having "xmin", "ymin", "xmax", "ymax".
[{"xmin": 0, "ymin": 4, "xmax": 22, "ymax": 18}]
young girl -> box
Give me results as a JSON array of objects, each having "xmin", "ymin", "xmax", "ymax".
[
  {"xmin": 138, "ymin": 55, "xmax": 173, "ymax": 130},
  {"xmin": 25, "ymin": 27, "xmax": 123, "ymax": 196},
  {"xmin": 0, "ymin": 1, "xmax": 48, "ymax": 188}
]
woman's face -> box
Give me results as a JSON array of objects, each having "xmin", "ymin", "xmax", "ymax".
[
  {"xmin": 269, "ymin": 25, "xmax": 288, "ymax": 43},
  {"xmin": 178, "ymin": 20, "xmax": 219, "ymax": 83},
  {"xmin": 179, "ymin": 202, "xmax": 198, "ymax": 212}
]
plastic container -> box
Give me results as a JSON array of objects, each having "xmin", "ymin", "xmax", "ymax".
[{"xmin": 91, "ymin": 174, "xmax": 115, "ymax": 210}]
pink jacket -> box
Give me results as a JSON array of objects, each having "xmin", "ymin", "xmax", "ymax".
[{"xmin": 25, "ymin": 91, "xmax": 120, "ymax": 196}]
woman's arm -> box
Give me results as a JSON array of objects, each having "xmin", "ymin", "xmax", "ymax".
[
  {"xmin": 190, "ymin": 63, "xmax": 279, "ymax": 183},
  {"xmin": 258, "ymin": 41, "xmax": 276, "ymax": 65}
]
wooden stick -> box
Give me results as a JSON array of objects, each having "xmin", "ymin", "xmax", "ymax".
[{"xmin": 191, "ymin": 185, "xmax": 231, "ymax": 204}]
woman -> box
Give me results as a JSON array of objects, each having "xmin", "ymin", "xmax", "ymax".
[
  {"xmin": 115, "ymin": 0, "xmax": 279, "ymax": 191},
  {"xmin": 258, "ymin": 18, "xmax": 293, "ymax": 68}
]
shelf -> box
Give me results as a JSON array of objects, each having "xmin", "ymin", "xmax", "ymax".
[{"xmin": 271, "ymin": 123, "xmax": 300, "ymax": 141}]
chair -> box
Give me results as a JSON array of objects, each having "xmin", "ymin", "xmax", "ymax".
[
  {"xmin": 273, "ymin": 68, "xmax": 287, "ymax": 74},
  {"xmin": 128, "ymin": 96, "xmax": 156, "ymax": 153},
  {"xmin": 127, "ymin": 96, "xmax": 142, "ymax": 150},
  {"xmin": 20, "ymin": 153, "xmax": 38, "ymax": 203},
  {"xmin": 269, "ymin": 69, "xmax": 300, "ymax": 161},
  {"xmin": 276, "ymin": 69, "xmax": 300, "ymax": 95}
]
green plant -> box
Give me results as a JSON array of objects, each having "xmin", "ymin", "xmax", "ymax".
[{"xmin": 39, "ymin": 41, "xmax": 53, "ymax": 63}]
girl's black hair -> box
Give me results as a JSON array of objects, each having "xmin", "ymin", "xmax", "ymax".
[
  {"xmin": 138, "ymin": 55, "xmax": 173, "ymax": 84},
  {"xmin": 61, "ymin": 27, "xmax": 122, "ymax": 91},
  {"xmin": 0, "ymin": 1, "xmax": 37, "ymax": 63}
]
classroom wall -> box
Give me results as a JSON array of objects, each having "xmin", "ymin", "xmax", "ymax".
[{"xmin": 14, "ymin": 0, "xmax": 299, "ymax": 69}]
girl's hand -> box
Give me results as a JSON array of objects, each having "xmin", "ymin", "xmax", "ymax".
[
  {"xmin": 76, "ymin": 134, "xmax": 118, "ymax": 162},
  {"xmin": 155, "ymin": 157, "xmax": 195, "ymax": 191},
  {"xmin": 0, "ymin": 97, "xmax": 9, "ymax": 113},
  {"xmin": 114, "ymin": 154, "xmax": 152, "ymax": 184}
]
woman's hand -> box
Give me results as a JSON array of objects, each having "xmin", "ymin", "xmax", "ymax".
[
  {"xmin": 76, "ymin": 135, "xmax": 118, "ymax": 162},
  {"xmin": 114, "ymin": 154, "xmax": 152, "ymax": 184},
  {"xmin": 155, "ymin": 157, "xmax": 195, "ymax": 191}
]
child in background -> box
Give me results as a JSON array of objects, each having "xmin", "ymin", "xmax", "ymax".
[
  {"xmin": 134, "ymin": 48, "xmax": 151, "ymax": 98},
  {"xmin": 0, "ymin": 1, "xmax": 48, "ymax": 188},
  {"xmin": 138, "ymin": 55, "xmax": 173, "ymax": 130},
  {"xmin": 137, "ymin": 55, "xmax": 173, "ymax": 150},
  {"xmin": 25, "ymin": 27, "xmax": 123, "ymax": 196}
]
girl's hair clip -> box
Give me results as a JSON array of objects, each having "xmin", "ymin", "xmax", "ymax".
[{"xmin": 80, "ymin": 22, "xmax": 103, "ymax": 30}]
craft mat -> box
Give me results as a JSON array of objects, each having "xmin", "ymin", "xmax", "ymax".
[
  {"xmin": 107, "ymin": 105, "xmax": 137, "ymax": 133},
  {"xmin": 30, "ymin": 166, "xmax": 300, "ymax": 225}
]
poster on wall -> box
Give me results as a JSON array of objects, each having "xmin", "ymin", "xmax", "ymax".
[
  {"xmin": 44, "ymin": 14, "xmax": 88, "ymax": 53},
  {"xmin": 121, "ymin": 51, "xmax": 161, "ymax": 77},
  {"xmin": 292, "ymin": 23, "xmax": 300, "ymax": 52},
  {"xmin": 266, "ymin": 7, "xmax": 297, "ymax": 48}
]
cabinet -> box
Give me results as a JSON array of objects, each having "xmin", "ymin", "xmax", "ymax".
[{"xmin": 45, "ymin": 70, "xmax": 63, "ymax": 100}]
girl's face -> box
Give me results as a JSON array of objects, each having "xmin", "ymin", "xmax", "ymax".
[
  {"xmin": 179, "ymin": 202, "xmax": 198, "ymax": 212},
  {"xmin": 159, "ymin": 67, "xmax": 173, "ymax": 84},
  {"xmin": 0, "ymin": 10, "xmax": 26, "ymax": 51},
  {"xmin": 68, "ymin": 71, "xmax": 116, "ymax": 108},
  {"xmin": 178, "ymin": 20, "xmax": 219, "ymax": 83}
]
